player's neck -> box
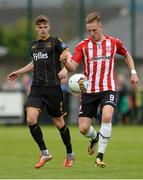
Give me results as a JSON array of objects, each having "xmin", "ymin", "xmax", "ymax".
[
  {"xmin": 92, "ymin": 34, "xmax": 105, "ymax": 42},
  {"xmin": 37, "ymin": 34, "xmax": 50, "ymax": 40}
]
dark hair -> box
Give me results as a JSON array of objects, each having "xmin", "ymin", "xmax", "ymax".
[
  {"xmin": 34, "ymin": 15, "xmax": 49, "ymax": 25},
  {"xmin": 85, "ymin": 11, "xmax": 101, "ymax": 24}
]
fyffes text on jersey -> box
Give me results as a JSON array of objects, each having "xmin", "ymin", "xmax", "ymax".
[{"xmin": 33, "ymin": 52, "xmax": 48, "ymax": 60}]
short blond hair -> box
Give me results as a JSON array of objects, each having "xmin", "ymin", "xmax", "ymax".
[
  {"xmin": 34, "ymin": 15, "xmax": 49, "ymax": 25},
  {"xmin": 85, "ymin": 11, "xmax": 101, "ymax": 24}
]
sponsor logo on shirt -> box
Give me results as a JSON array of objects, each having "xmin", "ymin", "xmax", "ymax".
[
  {"xmin": 33, "ymin": 52, "xmax": 48, "ymax": 61},
  {"xmin": 92, "ymin": 55, "xmax": 110, "ymax": 61}
]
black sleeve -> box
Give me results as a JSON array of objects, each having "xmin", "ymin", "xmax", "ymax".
[{"xmin": 55, "ymin": 37, "xmax": 68, "ymax": 54}]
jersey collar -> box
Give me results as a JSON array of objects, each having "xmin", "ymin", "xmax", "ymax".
[
  {"xmin": 89, "ymin": 35, "xmax": 106, "ymax": 43},
  {"xmin": 37, "ymin": 34, "xmax": 50, "ymax": 41}
]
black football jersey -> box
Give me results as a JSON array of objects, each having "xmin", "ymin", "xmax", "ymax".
[{"xmin": 30, "ymin": 36, "xmax": 68, "ymax": 86}]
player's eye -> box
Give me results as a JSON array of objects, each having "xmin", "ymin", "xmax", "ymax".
[
  {"xmin": 43, "ymin": 26, "xmax": 48, "ymax": 29},
  {"xmin": 88, "ymin": 29, "xmax": 97, "ymax": 33},
  {"xmin": 39, "ymin": 26, "xmax": 48, "ymax": 29}
]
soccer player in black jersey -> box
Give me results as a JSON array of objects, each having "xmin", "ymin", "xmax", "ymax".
[{"xmin": 7, "ymin": 15, "xmax": 74, "ymax": 168}]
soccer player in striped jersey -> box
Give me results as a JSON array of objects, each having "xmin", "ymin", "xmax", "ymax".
[{"xmin": 60, "ymin": 11, "xmax": 138, "ymax": 167}]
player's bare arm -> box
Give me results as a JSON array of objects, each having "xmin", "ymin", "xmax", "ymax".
[
  {"xmin": 7, "ymin": 61, "xmax": 34, "ymax": 81},
  {"xmin": 60, "ymin": 50, "xmax": 78, "ymax": 72},
  {"xmin": 124, "ymin": 52, "xmax": 139, "ymax": 85}
]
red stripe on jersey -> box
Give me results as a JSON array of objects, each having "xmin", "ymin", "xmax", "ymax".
[
  {"xmin": 84, "ymin": 43, "xmax": 90, "ymax": 80},
  {"xmin": 91, "ymin": 43, "xmax": 97, "ymax": 92},
  {"xmin": 107, "ymin": 57, "xmax": 113, "ymax": 90},
  {"xmin": 106, "ymin": 39, "xmax": 116, "ymax": 91},
  {"xmin": 98, "ymin": 40, "xmax": 106, "ymax": 91},
  {"xmin": 98, "ymin": 61, "xmax": 106, "ymax": 91}
]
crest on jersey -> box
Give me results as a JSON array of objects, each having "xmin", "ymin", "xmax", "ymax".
[{"xmin": 46, "ymin": 42, "xmax": 52, "ymax": 48}]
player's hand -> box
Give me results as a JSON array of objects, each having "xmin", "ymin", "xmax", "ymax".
[
  {"xmin": 7, "ymin": 71, "xmax": 20, "ymax": 81},
  {"xmin": 58, "ymin": 68, "xmax": 67, "ymax": 79},
  {"xmin": 60, "ymin": 53, "xmax": 67, "ymax": 64},
  {"xmin": 130, "ymin": 74, "xmax": 139, "ymax": 86},
  {"xmin": 78, "ymin": 77, "xmax": 85, "ymax": 92}
]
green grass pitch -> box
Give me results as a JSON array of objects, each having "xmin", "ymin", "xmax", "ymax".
[{"xmin": 0, "ymin": 125, "xmax": 143, "ymax": 179}]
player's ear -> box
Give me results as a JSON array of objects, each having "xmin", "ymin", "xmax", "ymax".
[
  {"xmin": 100, "ymin": 23, "xmax": 103, "ymax": 31},
  {"xmin": 99, "ymin": 22, "xmax": 103, "ymax": 28},
  {"xmin": 47, "ymin": 23, "xmax": 50, "ymax": 32},
  {"xmin": 35, "ymin": 25, "xmax": 38, "ymax": 32}
]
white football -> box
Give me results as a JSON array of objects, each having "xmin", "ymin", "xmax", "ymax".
[{"xmin": 68, "ymin": 73, "xmax": 87, "ymax": 93}]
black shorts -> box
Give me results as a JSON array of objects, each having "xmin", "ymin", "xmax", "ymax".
[
  {"xmin": 26, "ymin": 85, "xmax": 65, "ymax": 117},
  {"xmin": 79, "ymin": 90, "xmax": 117, "ymax": 118}
]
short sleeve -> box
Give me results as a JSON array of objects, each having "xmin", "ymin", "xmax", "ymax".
[
  {"xmin": 71, "ymin": 44, "xmax": 83, "ymax": 64},
  {"xmin": 116, "ymin": 39, "xmax": 128, "ymax": 56},
  {"xmin": 55, "ymin": 37, "xmax": 68, "ymax": 54}
]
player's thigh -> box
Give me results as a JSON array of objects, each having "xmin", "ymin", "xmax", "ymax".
[
  {"xmin": 26, "ymin": 86, "xmax": 44, "ymax": 111},
  {"xmin": 44, "ymin": 87, "xmax": 65, "ymax": 117},
  {"xmin": 100, "ymin": 91, "xmax": 117, "ymax": 109},
  {"xmin": 102, "ymin": 105, "xmax": 114, "ymax": 123},
  {"xmin": 100, "ymin": 91, "xmax": 117, "ymax": 123},
  {"xmin": 79, "ymin": 99, "xmax": 98, "ymax": 118}
]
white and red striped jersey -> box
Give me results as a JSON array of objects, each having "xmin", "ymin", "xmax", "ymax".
[{"xmin": 71, "ymin": 35, "xmax": 128, "ymax": 93}]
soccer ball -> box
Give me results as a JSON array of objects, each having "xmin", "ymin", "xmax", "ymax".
[{"xmin": 68, "ymin": 73, "xmax": 87, "ymax": 93}]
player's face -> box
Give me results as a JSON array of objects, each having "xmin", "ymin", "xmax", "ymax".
[
  {"xmin": 35, "ymin": 22, "xmax": 50, "ymax": 39},
  {"xmin": 86, "ymin": 20, "xmax": 103, "ymax": 41}
]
